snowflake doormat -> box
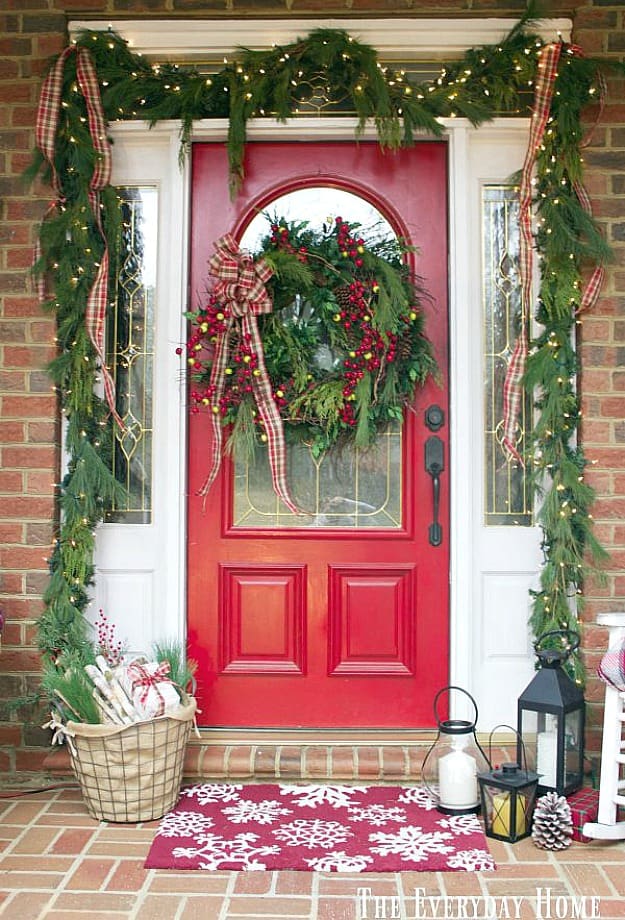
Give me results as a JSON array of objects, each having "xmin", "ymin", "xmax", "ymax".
[{"xmin": 144, "ymin": 783, "xmax": 496, "ymax": 873}]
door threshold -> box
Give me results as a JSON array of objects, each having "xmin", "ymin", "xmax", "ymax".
[{"xmin": 196, "ymin": 728, "xmax": 438, "ymax": 746}]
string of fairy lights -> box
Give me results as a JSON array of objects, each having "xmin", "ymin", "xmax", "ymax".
[{"xmin": 28, "ymin": 11, "xmax": 620, "ymax": 683}]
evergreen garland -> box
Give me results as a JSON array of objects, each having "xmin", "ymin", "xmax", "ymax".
[{"xmin": 28, "ymin": 11, "xmax": 622, "ymax": 681}]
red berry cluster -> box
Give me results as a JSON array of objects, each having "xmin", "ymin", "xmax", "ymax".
[
  {"xmin": 95, "ymin": 609, "xmax": 124, "ymax": 668},
  {"xmin": 336, "ymin": 216, "xmax": 365, "ymax": 269},
  {"xmin": 270, "ymin": 224, "xmax": 308, "ymax": 263}
]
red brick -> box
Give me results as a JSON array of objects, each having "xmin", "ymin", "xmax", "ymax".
[
  {"xmin": 0, "ymin": 522, "xmax": 22, "ymax": 542},
  {"xmin": 1, "ymin": 295, "xmax": 42, "ymax": 318},
  {"xmin": 27, "ymin": 420, "xmax": 57, "ymax": 442},
  {"xmin": 329, "ymin": 747, "xmax": 355, "ymax": 779},
  {"xmin": 356, "ymin": 746, "xmax": 381, "ymax": 778},
  {"xmin": 3, "ymin": 345, "xmax": 55, "ymax": 369},
  {"xmin": 6, "ymin": 247, "xmax": 36, "ymax": 270},
  {"xmin": 26, "ymin": 477, "xmax": 54, "ymax": 504},
  {"xmin": 0, "ymin": 420, "xmax": 24, "ymax": 442},
  {"xmin": 14, "ymin": 749, "xmax": 52, "ymax": 773},
  {"xmin": 65, "ymin": 856, "xmax": 114, "ymax": 889},
  {"xmin": 0, "ymin": 571, "xmax": 23, "ymax": 594},
  {"xmin": 0, "ymin": 495, "xmax": 54, "ymax": 518},
  {"xmin": 0, "ymin": 471, "xmax": 23, "ymax": 492},
  {"xmin": 226, "ymin": 746, "xmax": 253, "ymax": 777},
  {"xmin": 196, "ymin": 743, "xmax": 227, "ymax": 778},
  {"xmin": 0, "ymin": 723, "xmax": 23, "ymax": 746},
  {"xmin": 29, "ymin": 321, "xmax": 55, "ymax": 344},
  {"xmin": 1, "ymin": 648, "xmax": 44, "ymax": 672},
  {"xmin": 381, "ymin": 746, "xmax": 408, "ymax": 778},
  {"xmin": 304, "ymin": 746, "xmax": 329, "ymax": 778},
  {"xmin": 2, "ymin": 445, "xmax": 56, "ymax": 469},
  {"xmin": 0, "ymin": 545, "xmax": 50, "ymax": 570},
  {"xmin": 2, "ymin": 394, "xmax": 56, "ymax": 417}
]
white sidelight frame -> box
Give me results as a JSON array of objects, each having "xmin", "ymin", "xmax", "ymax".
[{"xmin": 84, "ymin": 18, "xmax": 570, "ymax": 731}]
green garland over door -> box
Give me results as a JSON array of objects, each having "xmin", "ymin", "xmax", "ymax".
[{"xmin": 29, "ymin": 9, "xmax": 621, "ymax": 683}]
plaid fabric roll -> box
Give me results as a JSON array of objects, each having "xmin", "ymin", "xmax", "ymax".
[{"xmin": 598, "ymin": 640, "xmax": 625, "ymax": 692}]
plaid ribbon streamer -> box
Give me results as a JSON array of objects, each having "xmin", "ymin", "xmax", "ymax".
[
  {"xmin": 597, "ymin": 640, "xmax": 625, "ymax": 693},
  {"xmin": 201, "ymin": 235, "xmax": 299, "ymax": 514},
  {"xmin": 129, "ymin": 661, "xmax": 172, "ymax": 717},
  {"xmin": 501, "ymin": 42, "xmax": 562, "ymax": 463},
  {"xmin": 35, "ymin": 45, "xmax": 122, "ymax": 427},
  {"xmin": 502, "ymin": 41, "xmax": 607, "ymax": 462}
]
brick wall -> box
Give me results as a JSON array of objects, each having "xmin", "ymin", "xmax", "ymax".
[
  {"xmin": 0, "ymin": 0, "xmax": 623, "ymax": 779},
  {"xmin": 572, "ymin": 4, "xmax": 625, "ymax": 759}
]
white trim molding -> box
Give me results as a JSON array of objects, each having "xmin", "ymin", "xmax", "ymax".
[{"xmin": 70, "ymin": 17, "xmax": 572, "ymax": 61}]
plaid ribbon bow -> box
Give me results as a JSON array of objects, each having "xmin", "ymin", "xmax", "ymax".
[
  {"xmin": 501, "ymin": 42, "xmax": 605, "ymax": 463},
  {"xmin": 35, "ymin": 45, "xmax": 122, "ymax": 428},
  {"xmin": 200, "ymin": 234, "xmax": 299, "ymax": 514},
  {"xmin": 129, "ymin": 661, "xmax": 172, "ymax": 717}
]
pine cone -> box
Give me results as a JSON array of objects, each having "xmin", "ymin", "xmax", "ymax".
[
  {"xmin": 531, "ymin": 792, "xmax": 573, "ymax": 850},
  {"xmin": 334, "ymin": 285, "xmax": 352, "ymax": 310}
]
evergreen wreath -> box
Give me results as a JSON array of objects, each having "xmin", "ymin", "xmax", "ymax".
[
  {"xmin": 27, "ymin": 6, "xmax": 625, "ymax": 684},
  {"xmin": 183, "ymin": 215, "xmax": 436, "ymax": 459}
]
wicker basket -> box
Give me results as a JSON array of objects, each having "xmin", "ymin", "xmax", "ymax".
[{"xmin": 66, "ymin": 697, "xmax": 197, "ymax": 823}]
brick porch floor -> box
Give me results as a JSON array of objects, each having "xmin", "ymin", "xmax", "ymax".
[{"xmin": 0, "ymin": 786, "xmax": 624, "ymax": 919}]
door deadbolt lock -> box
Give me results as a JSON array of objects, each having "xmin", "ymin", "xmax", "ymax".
[{"xmin": 425, "ymin": 404, "xmax": 445, "ymax": 432}]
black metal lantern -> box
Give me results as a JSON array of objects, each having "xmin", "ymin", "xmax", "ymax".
[
  {"xmin": 517, "ymin": 630, "xmax": 585, "ymax": 797},
  {"xmin": 422, "ymin": 686, "xmax": 491, "ymax": 815},
  {"xmin": 478, "ymin": 727, "xmax": 539, "ymax": 843}
]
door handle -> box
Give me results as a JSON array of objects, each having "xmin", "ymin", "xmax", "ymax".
[{"xmin": 425, "ymin": 435, "xmax": 444, "ymax": 547}]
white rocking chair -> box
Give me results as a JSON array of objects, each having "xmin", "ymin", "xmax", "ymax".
[{"xmin": 582, "ymin": 611, "xmax": 625, "ymax": 841}]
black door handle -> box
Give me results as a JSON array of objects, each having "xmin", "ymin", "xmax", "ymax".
[{"xmin": 425, "ymin": 435, "xmax": 444, "ymax": 547}]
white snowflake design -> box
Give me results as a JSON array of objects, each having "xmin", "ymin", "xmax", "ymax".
[
  {"xmin": 273, "ymin": 818, "xmax": 353, "ymax": 849},
  {"xmin": 397, "ymin": 786, "xmax": 438, "ymax": 810},
  {"xmin": 279, "ymin": 784, "xmax": 368, "ymax": 809},
  {"xmin": 305, "ymin": 851, "xmax": 374, "ymax": 872},
  {"xmin": 439, "ymin": 814, "xmax": 482, "ymax": 836},
  {"xmin": 370, "ymin": 825, "xmax": 455, "ymax": 863},
  {"xmin": 223, "ymin": 798, "xmax": 292, "ymax": 825},
  {"xmin": 172, "ymin": 831, "xmax": 281, "ymax": 870},
  {"xmin": 446, "ymin": 848, "xmax": 496, "ymax": 871},
  {"xmin": 157, "ymin": 811, "xmax": 215, "ymax": 839},
  {"xmin": 180, "ymin": 783, "xmax": 243, "ymax": 805},
  {"xmin": 347, "ymin": 804, "xmax": 407, "ymax": 827}
]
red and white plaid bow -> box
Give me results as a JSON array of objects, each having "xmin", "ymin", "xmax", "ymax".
[
  {"xmin": 35, "ymin": 44, "xmax": 122, "ymax": 428},
  {"xmin": 129, "ymin": 661, "xmax": 172, "ymax": 717},
  {"xmin": 200, "ymin": 234, "xmax": 299, "ymax": 514}
]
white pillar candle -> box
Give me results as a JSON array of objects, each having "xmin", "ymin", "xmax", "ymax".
[
  {"xmin": 536, "ymin": 730, "xmax": 558, "ymax": 787},
  {"xmin": 438, "ymin": 747, "xmax": 478, "ymax": 809}
]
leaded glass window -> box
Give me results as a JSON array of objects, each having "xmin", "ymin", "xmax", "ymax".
[
  {"xmin": 482, "ymin": 185, "xmax": 532, "ymax": 527},
  {"xmin": 232, "ymin": 187, "xmax": 403, "ymax": 531},
  {"xmin": 105, "ymin": 187, "xmax": 156, "ymax": 523}
]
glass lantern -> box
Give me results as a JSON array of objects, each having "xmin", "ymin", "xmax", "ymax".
[
  {"xmin": 422, "ymin": 686, "xmax": 491, "ymax": 815},
  {"xmin": 478, "ymin": 726, "xmax": 539, "ymax": 843},
  {"xmin": 517, "ymin": 630, "xmax": 585, "ymax": 796}
]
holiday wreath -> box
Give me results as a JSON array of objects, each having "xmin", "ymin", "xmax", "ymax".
[{"xmin": 182, "ymin": 215, "xmax": 436, "ymax": 504}]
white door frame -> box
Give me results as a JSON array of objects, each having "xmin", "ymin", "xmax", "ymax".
[{"xmin": 87, "ymin": 17, "xmax": 569, "ymax": 730}]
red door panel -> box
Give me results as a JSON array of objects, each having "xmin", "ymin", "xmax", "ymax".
[{"xmin": 187, "ymin": 141, "xmax": 449, "ymax": 728}]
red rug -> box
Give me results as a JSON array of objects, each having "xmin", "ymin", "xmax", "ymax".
[{"xmin": 145, "ymin": 783, "xmax": 495, "ymax": 872}]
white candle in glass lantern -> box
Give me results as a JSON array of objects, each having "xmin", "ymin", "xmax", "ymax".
[
  {"xmin": 536, "ymin": 720, "xmax": 558, "ymax": 788},
  {"xmin": 438, "ymin": 742, "xmax": 478, "ymax": 809}
]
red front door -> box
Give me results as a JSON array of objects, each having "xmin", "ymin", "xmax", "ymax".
[{"xmin": 187, "ymin": 141, "xmax": 449, "ymax": 728}]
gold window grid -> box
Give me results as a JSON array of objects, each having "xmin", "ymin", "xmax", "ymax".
[
  {"xmin": 482, "ymin": 184, "xmax": 532, "ymax": 527},
  {"xmin": 105, "ymin": 186, "xmax": 156, "ymax": 524},
  {"xmin": 233, "ymin": 425, "xmax": 403, "ymax": 530}
]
